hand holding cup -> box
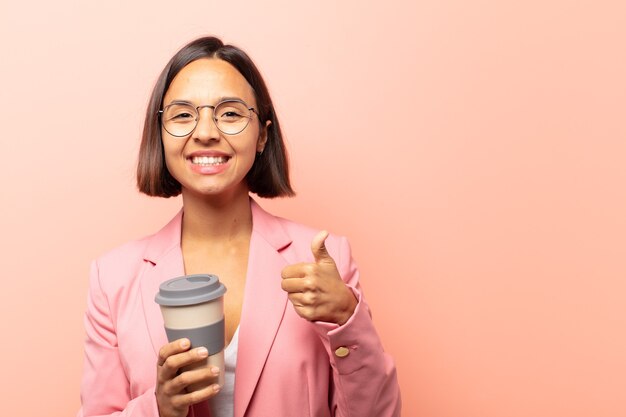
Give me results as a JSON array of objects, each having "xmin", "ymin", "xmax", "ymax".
[
  {"xmin": 155, "ymin": 274, "xmax": 227, "ymax": 416},
  {"xmin": 155, "ymin": 338, "xmax": 220, "ymax": 417}
]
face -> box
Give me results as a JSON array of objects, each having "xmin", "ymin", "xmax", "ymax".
[{"xmin": 161, "ymin": 58, "xmax": 268, "ymax": 199}]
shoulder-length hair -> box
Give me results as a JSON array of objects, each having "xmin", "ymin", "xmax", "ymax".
[{"xmin": 137, "ymin": 36, "xmax": 294, "ymax": 198}]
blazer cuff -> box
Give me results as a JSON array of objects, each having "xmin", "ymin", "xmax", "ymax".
[{"xmin": 312, "ymin": 286, "xmax": 382, "ymax": 375}]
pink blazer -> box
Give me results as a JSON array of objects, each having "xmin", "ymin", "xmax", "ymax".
[{"xmin": 78, "ymin": 199, "xmax": 401, "ymax": 417}]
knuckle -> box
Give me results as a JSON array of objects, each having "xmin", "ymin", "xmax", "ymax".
[
  {"xmin": 158, "ymin": 346, "xmax": 169, "ymax": 362},
  {"xmin": 175, "ymin": 372, "xmax": 190, "ymax": 388},
  {"xmin": 156, "ymin": 378, "xmax": 171, "ymax": 394},
  {"xmin": 163, "ymin": 356, "xmax": 179, "ymax": 371},
  {"xmin": 156, "ymin": 372, "xmax": 166, "ymax": 384},
  {"xmin": 161, "ymin": 382, "xmax": 176, "ymax": 396},
  {"xmin": 300, "ymin": 307, "xmax": 317, "ymax": 321},
  {"xmin": 303, "ymin": 291, "xmax": 318, "ymax": 304},
  {"xmin": 188, "ymin": 390, "xmax": 204, "ymax": 404},
  {"xmin": 302, "ymin": 277, "xmax": 317, "ymax": 292},
  {"xmin": 170, "ymin": 396, "xmax": 185, "ymax": 410}
]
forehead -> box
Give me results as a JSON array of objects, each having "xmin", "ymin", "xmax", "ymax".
[{"xmin": 163, "ymin": 58, "xmax": 256, "ymax": 104}]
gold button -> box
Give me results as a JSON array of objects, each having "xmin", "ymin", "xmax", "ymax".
[{"xmin": 334, "ymin": 346, "xmax": 350, "ymax": 358}]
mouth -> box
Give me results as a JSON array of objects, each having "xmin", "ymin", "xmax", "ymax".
[{"xmin": 190, "ymin": 155, "xmax": 230, "ymax": 166}]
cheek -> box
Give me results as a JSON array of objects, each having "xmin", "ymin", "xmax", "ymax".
[
  {"xmin": 161, "ymin": 139, "xmax": 185, "ymax": 171},
  {"xmin": 240, "ymin": 139, "xmax": 261, "ymax": 165}
]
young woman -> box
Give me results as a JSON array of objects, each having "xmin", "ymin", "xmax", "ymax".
[{"xmin": 78, "ymin": 36, "xmax": 401, "ymax": 417}]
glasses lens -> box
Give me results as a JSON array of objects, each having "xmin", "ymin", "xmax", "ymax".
[
  {"xmin": 162, "ymin": 104, "xmax": 197, "ymax": 136},
  {"xmin": 214, "ymin": 101, "xmax": 252, "ymax": 135}
]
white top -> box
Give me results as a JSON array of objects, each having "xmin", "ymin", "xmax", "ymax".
[{"xmin": 209, "ymin": 327, "xmax": 239, "ymax": 417}]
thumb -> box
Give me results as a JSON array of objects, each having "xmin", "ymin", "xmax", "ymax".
[{"xmin": 311, "ymin": 230, "xmax": 333, "ymax": 264}]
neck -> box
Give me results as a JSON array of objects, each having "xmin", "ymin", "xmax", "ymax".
[{"xmin": 181, "ymin": 188, "xmax": 253, "ymax": 244}]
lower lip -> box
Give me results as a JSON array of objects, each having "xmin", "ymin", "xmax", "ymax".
[{"xmin": 188, "ymin": 159, "xmax": 230, "ymax": 175}]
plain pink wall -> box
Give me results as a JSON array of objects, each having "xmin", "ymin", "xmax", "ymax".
[{"xmin": 1, "ymin": 1, "xmax": 625, "ymax": 416}]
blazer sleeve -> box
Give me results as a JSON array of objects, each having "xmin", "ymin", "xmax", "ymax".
[
  {"xmin": 312, "ymin": 236, "xmax": 402, "ymax": 417},
  {"xmin": 78, "ymin": 260, "xmax": 160, "ymax": 417}
]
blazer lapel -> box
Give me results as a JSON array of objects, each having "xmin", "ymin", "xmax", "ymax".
[
  {"xmin": 234, "ymin": 200, "xmax": 292, "ymax": 417},
  {"xmin": 137, "ymin": 200, "xmax": 293, "ymax": 416},
  {"xmin": 139, "ymin": 210, "xmax": 186, "ymax": 356}
]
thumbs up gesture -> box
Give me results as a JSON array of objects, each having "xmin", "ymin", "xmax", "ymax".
[{"xmin": 281, "ymin": 231, "xmax": 358, "ymax": 325}]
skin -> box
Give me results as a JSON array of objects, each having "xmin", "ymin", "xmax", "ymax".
[
  {"xmin": 281, "ymin": 230, "xmax": 358, "ymax": 325},
  {"xmin": 153, "ymin": 58, "xmax": 357, "ymax": 417}
]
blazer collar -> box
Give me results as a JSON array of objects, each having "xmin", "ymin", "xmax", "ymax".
[{"xmin": 143, "ymin": 197, "xmax": 292, "ymax": 265}]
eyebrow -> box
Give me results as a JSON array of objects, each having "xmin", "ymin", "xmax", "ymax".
[{"xmin": 165, "ymin": 96, "xmax": 248, "ymax": 107}]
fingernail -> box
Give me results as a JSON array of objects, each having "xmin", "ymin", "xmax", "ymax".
[
  {"xmin": 213, "ymin": 384, "xmax": 221, "ymax": 393},
  {"xmin": 197, "ymin": 347, "xmax": 208, "ymax": 357},
  {"xmin": 211, "ymin": 366, "xmax": 220, "ymax": 375},
  {"xmin": 180, "ymin": 339, "xmax": 190, "ymax": 348}
]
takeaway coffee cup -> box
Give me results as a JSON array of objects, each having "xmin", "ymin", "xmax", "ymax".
[{"xmin": 155, "ymin": 274, "xmax": 227, "ymax": 389}]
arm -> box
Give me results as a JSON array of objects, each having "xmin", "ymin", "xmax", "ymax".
[
  {"xmin": 78, "ymin": 260, "xmax": 160, "ymax": 417},
  {"xmin": 313, "ymin": 236, "xmax": 401, "ymax": 417},
  {"xmin": 79, "ymin": 260, "xmax": 221, "ymax": 417},
  {"xmin": 281, "ymin": 234, "xmax": 402, "ymax": 417}
]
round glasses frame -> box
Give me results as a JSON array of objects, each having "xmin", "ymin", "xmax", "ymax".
[{"xmin": 158, "ymin": 99, "xmax": 258, "ymax": 137}]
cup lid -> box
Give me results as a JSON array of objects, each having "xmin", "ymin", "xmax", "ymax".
[{"xmin": 155, "ymin": 274, "xmax": 227, "ymax": 306}]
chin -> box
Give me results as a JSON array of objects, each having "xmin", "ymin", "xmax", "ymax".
[{"xmin": 184, "ymin": 182, "xmax": 249, "ymax": 199}]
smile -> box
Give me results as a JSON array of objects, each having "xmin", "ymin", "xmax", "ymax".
[{"xmin": 190, "ymin": 156, "xmax": 230, "ymax": 166}]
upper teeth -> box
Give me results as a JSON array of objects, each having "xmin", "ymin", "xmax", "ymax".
[{"xmin": 192, "ymin": 156, "xmax": 228, "ymax": 165}]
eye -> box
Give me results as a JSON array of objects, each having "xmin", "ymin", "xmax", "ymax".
[
  {"xmin": 216, "ymin": 106, "xmax": 244, "ymax": 118},
  {"xmin": 164, "ymin": 104, "xmax": 197, "ymax": 123},
  {"xmin": 215, "ymin": 101, "xmax": 250, "ymax": 122},
  {"xmin": 220, "ymin": 110, "xmax": 244, "ymax": 119},
  {"xmin": 172, "ymin": 112, "xmax": 194, "ymax": 120}
]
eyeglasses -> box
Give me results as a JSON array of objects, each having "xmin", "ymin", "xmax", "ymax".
[{"xmin": 158, "ymin": 99, "xmax": 258, "ymax": 137}]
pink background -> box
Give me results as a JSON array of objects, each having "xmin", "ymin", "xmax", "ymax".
[{"xmin": 1, "ymin": 1, "xmax": 625, "ymax": 416}]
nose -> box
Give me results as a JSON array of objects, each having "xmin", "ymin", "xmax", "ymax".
[{"xmin": 192, "ymin": 106, "xmax": 220, "ymax": 143}]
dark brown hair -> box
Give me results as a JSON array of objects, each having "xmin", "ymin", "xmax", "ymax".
[{"xmin": 137, "ymin": 36, "xmax": 294, "ymax": 198}]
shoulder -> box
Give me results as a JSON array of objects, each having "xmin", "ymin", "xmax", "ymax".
[
  {"xmin": 90, "ymin": 234, "xmax": 153, "ymax": 290},
  {"xmin": 95, "ymin": 235, "xmax": 151, "ymax": 271},
  {"xmin": 91, "ymin": 210, "xmax": 182, "ymax": 288},
  {"xmin": 269, "ymin": 213, "xmax": 352, "ymax": 263}
]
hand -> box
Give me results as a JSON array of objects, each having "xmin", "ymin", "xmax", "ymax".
[
  {"xmin": 155, "ymin": 338, "xmax": 220, "ymax": 417},
  {"xmin": 281, "ymin": 230, "xmax": 358, "ymax": 325}
]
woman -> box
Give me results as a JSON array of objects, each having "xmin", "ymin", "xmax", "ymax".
[{"xmin": 78, "ymin": 36, "xmax": 401, "ymax": 417}]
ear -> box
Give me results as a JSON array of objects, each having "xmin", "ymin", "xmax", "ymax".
[{"xmin": 257, "ymin": 120, "xmax": 271, "ymax": 152}]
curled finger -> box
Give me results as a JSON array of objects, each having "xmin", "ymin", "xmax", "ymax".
[{"xmin": 176, "ymin": 383, "xmax": 222, "ymax": 407}]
